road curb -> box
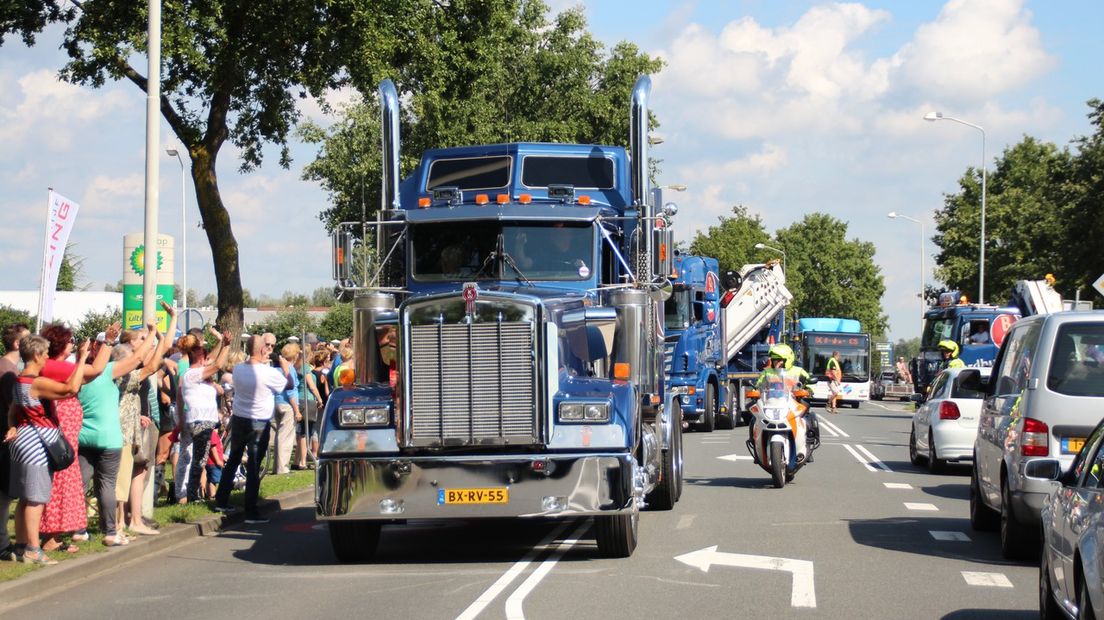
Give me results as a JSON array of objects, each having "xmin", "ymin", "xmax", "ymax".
[{"xmin": 0, "ymin": 486, "xmax": 315, "ymax": 612}]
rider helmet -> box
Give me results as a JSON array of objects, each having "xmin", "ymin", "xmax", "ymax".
[
  {"xmin": 937, "ymin": 339, "xmax": 959, "ymax": 358},
  {"xmin": 769, "ymin": 343, "xmax": 794, "ymax": 363}
]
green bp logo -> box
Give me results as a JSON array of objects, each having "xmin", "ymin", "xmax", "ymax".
[{"xmin": 129, "ymin": 245, "xmax": 163, "ymax": 276}]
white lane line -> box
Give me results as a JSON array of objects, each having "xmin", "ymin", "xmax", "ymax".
[
  {"xmin": 841, "ymin": 444, "xmax": 876, "ymax": 472},
  {"xmin": 961, "ymin": 572, "xmax": 1013, "ymax": 588},
  {"xmin": 819, "ymin": 418, "xmax": 850, "ymax": 438},
  {"xmin": 854, "ymin": 444, "xmax": 893, "ymax": 472},
  {"xmin": 717, "ymin": 454, "xmax": 754, "ymax": 462},
  {"xmin": 504, "ymin": 519, "xmax": 591, "ymax": 620},
  {"xmin": 819, "ymin": 423, "xmax": 840, "ymax": 438},
  {"xmin": 904, "ymin": 502, "xmax": 939, "ymax": 511},
  {"xmin": 677, "ymin": 514, "xmax": 697, "ymax": 530},
  {"xmin": 930, "ymin": 531, "xmax": 971, "ymax": 542},
  {"xmin": 455, "ymin": 522, "xmax": 570, "ymax": 620},
  {"xmin": 883, "ymin": 482, "xmax": 912, "ymax": 490}
]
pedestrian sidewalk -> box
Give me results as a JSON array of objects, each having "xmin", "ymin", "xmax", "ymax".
[{"xmin": 0, "ymin": 485, "xmax": 314, "ymax": 613}]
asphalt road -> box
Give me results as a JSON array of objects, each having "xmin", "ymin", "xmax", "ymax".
[{"xmin": 14, "ymin": 401, "xmax": 1040, "ymax": 619}]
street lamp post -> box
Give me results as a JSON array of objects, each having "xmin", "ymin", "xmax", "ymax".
[
  {"xmin": 924, "ymin": 111, "xmax": 986, "ymax": 303},
  {"xmin": 888, "ymin": 212, "xmax": 925, "ymax": 337},
  {"xmin": 754, "ymin": 242, "xmax": 786, "ymax": 276},
  {"xmin": 166, "ymin": 148, "xmax": 187, "ymax": 329}
]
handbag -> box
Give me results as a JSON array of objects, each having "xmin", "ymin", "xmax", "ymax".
[
  {"xmin": 33, "ymin": 423, "xmax": 76, "ymax": 474},
  {"xmin": 134, "ymin": 417, "xmax": 159, "ymax": 465}
]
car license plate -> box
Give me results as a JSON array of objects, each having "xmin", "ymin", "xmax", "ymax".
[
  {"xmin": 438, "ymin": 488, "xmax": 509, "ymax": 505},
  {"xmin": 1062, "ymin": 437, "xmax": 1085, "ymax": 454}
]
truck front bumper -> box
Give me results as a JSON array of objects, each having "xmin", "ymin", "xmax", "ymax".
[{"xmin": 316, "ymin": 453, "xmax": 635, "ymax": 521}]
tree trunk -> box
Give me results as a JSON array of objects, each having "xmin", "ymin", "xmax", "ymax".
[{"xmin": 191, "ymin": 147, "xmax": 244, "ymax": 341}]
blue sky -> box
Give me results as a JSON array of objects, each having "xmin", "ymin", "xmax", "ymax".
[{"xmin": 1, "ymin": 0, "xmax": 1101, "ymax": 340}]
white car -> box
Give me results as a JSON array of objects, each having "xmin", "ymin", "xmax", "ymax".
[{"xmin": 910, "ymin": 367, "xmax": 991, "ymax": 473}]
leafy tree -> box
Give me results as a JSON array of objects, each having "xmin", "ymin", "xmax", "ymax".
[
  {"xmin": 317, "ymin": 302, "xmax": 353, "ymax": 342},
  {"xmin": 73, "ymin": 307, "xmax": 122, "ymax": 343},
  {"xmin": 199, "ymin": 292, "xmax": 217, "ymax": 307},
  {"xmin": 103, "ymin": 279, "xmax": 124, "ymax": 293},
  {"xmin": 775, "ymin": 213, "xmax": 888, "ymax": 338},
  {"xmin": 281, "ymin": 291, "xmax": 309, "ymax": 307},
  {"xmin": 0, "ymin": 306, "xmax": 36, "ymax": 353},
  {"xmin": 932, "ymin": 136, "xmax": 1075, "ymax": 302},
  {"xmin": 687, "ymin": 205, "xmax": 771, "ymax": 278},
  {"xmin": 1067, "ymin": 99, "xmax": 1104, "ymax": 304},
  {"xmin": 57, "ymin": 244, "xmax": 86, "ymax": 291},
  {"xmin": 310, "ymin": 286, "xmax": 336, "ymax": 308},
  {"xmin": 301, "ymin": 1, "xmax": 663, "ymax": 232},
  {"xmin": 1, "ymin": 1, "xmax": 384, "ymax": 337},
  {"xmin": 248, "ymin": 307, "xmax": 318, "ymax": 345},
  {"xmin": 894, "ymin": 337, "xmax": 920, "ymax": 362}
]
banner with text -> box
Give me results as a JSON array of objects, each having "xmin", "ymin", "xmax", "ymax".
[
  {"xmin": 37, "ymin": 190, "xmax": 81, "ymax": 324},
  {"xmin": 122, "ymin": 233, "xmax": 175, "ymax": 332}
]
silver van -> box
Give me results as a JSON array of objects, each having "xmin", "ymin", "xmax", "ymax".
[{"xmin": 965, "ymin": 311, "xmax": 1104, "ymax": 560}]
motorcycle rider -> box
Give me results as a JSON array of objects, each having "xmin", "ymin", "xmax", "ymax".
[
  {"xmin": 938, "ymin": 339, "xmax": 965, "ymax": 370},
  {"xmin": 750, "ymin": 344, "xmax": 821, "ymax": 456}
]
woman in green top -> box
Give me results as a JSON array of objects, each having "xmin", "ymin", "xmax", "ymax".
[{"xmin": 76, "ymin": 322, "xmax": 156, "ymax": 547}]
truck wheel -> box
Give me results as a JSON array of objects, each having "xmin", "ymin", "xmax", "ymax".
[
  {"xmin": 328, "ymin": 521, "xmax": 381, "ymax": 563},
  {"xmin": 1000, "ymin": 479, "xmax": 1038, "ymax": 560},
  {"xmin": 697, "ymin": 383, "xmax": 716, "ymax": 432},
  {"xmin": 595, "ymin": 504, "xmax": 639, "ymax": 558},
  {"xmin": 645, "ymin": 403, "xmax": 682, "ymax": 510},
  {"xmin": 969, "ymin": 465, "xmax": 998, "ymax": 531},
  {"xmin": 717, "ymin": 383, "xmax": 735, "ymax": 430},
  {"xmin": 770, "ymin": 442, "xmax": 786, "ymax": 488}
]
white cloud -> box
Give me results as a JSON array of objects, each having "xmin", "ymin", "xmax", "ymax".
[
  {"xmin": 0, "ymin": 70, "xmax": 131, "ymax": 152},
  {"xmin": 897, "ymin": 0, "xmax": 1055, "ymax": 102}
]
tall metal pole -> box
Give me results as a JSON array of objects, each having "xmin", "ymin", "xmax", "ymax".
[
  {"xmin": 142, "ymin": 0, "xmax": 162, "ymax": 324},
  {"xmin": 919, "ymin": 221, "xmax": 925, "ymax": 337}
]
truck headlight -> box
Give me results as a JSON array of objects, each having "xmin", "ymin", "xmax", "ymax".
[
  {"xmin": 338, "ymin": 406, "xmax": 390, "ymax": 427},
  {"xmin": 558, "ymin": 402, "xmax": 609, "ymax": 423}
]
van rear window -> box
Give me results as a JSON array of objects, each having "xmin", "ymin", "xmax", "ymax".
[{"xmin": 1046, "ymin": 323, "xmax": 1104, "ymax": 397}]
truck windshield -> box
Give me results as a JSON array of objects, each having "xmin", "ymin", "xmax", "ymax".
[
  {"xmin": 922, "ymin": 317, "xmax": 955, "ymax": 347},
  {"xmin": 411, "ymin": 221, "xmax": 595, "ymax": 282},
  {"xmin": 664, "ymin": 288, "xmax": 692, "ymax": 330}
]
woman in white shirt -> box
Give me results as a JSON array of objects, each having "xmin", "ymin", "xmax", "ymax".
[{"xmin": 175, "ymin": 329, "xmax": 231, "ymax": 503}]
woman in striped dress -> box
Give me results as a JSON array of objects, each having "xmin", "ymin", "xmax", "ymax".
[{"xmin": 3, "ymin": 335, "xmax": 90, "ymax": 565}]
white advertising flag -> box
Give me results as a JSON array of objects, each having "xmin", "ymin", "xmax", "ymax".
[{"xmin": 37, "ymin": 190, "xmax": 81, "ymax": 325}]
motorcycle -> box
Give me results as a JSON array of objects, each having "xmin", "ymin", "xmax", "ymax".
[{"xmin": 744, "ymin": 379, "xmax": 814, "ymax": 488}]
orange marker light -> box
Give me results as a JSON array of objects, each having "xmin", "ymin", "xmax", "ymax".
[
  {"xmin": 613, "ymin": 362, "xmax": 630, "ymax": 380},
  {"xmin": 496, "ymin": 194, "xmax": 509, "ymax": 204},
  {"xmin": 475, "ymin": 194, "xmax": 489, "ymax": 205},
  {"xmin": 418, "ymin": 197, "xmax": 432, "ymax": 208},
  {"xmin": 518, "ymin": 194, "xmax": 532, "ymax": 204},
  {"xmin": 659, "ymin": 243, "xmax": 667, "ymax": 261},
  {"xmin": 577, "ymin": 195, "xmax": 591, "ymax": 205}
]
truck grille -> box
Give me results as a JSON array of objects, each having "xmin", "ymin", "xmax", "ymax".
[{"xmin": 409, "ymin": 321, "xmax": 537, "ymax": 446}]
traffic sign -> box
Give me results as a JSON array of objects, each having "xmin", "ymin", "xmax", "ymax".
[{"xmin": 1093, "ymin": 272, "xmax": 1104, "ymax": 298}]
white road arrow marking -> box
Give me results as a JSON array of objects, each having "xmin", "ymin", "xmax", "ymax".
[
  {"xmin": 675, "ymin": 546, "xmax": 816, "ymax": 608},
  {"xmin": 717, "ymin": 454, "xmax": 754, "ymax": 461}
]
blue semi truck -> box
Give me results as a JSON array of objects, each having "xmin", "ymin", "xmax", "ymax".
[
  {"xmin": 663, "ymin": 254, "xmax": 792, "ymax": 430},
  {"xmin": 317, "ymin": 76, "xmax": 684, "ymax": 560}
]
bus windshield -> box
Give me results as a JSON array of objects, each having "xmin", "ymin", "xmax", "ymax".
[{"xmin": 803, "ymin": 334, "xmax": 870, "ymax": 381}]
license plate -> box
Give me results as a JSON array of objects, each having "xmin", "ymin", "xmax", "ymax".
[
  {"xmin": 1062, "ymin": 437, "xmax": 1085, "ymax": 454},
  {"xmin": 438, "ymin": 488, "xmax": 509, "ymax": 505}
]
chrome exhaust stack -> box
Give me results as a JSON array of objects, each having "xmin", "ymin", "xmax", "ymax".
[
  {"xmin": 377, "ymin": 79, "xmax": 402, "ymax": 287},
  {"xmin": 630, "ymin": 75, "xmax": 652, "ymax": 283}
]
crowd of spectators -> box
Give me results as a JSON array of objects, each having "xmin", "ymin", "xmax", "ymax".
[{"xmin": 1, "ymin": 312, "xmax": 346, "ymax": 565}]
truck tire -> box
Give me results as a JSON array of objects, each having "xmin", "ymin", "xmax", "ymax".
[
  {"xmin": 770, "ymin": 442, "xmax": 786, "ymax": 488},
  {"xmin": 646, "ymin": 403, "xmax": 683, "ymax": 510},
  {"xmin": 329, "ymin": 521, "xmax": 381, "ymax": 563},
  {"xmin": 717, "ymin": 382, "xmax": 735, "ymax": 430},
  {"xmin": 697, "ymin": 383, "xmax": 716, "ymax": 432},
  {"xmin": 595, "ymin": 505, "xmax": 639, "ymax": 558}
]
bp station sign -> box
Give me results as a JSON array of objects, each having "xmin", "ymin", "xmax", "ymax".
[{"xmin": 123, "ymin": 233, "xmax": 174, "ymax": 332}]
